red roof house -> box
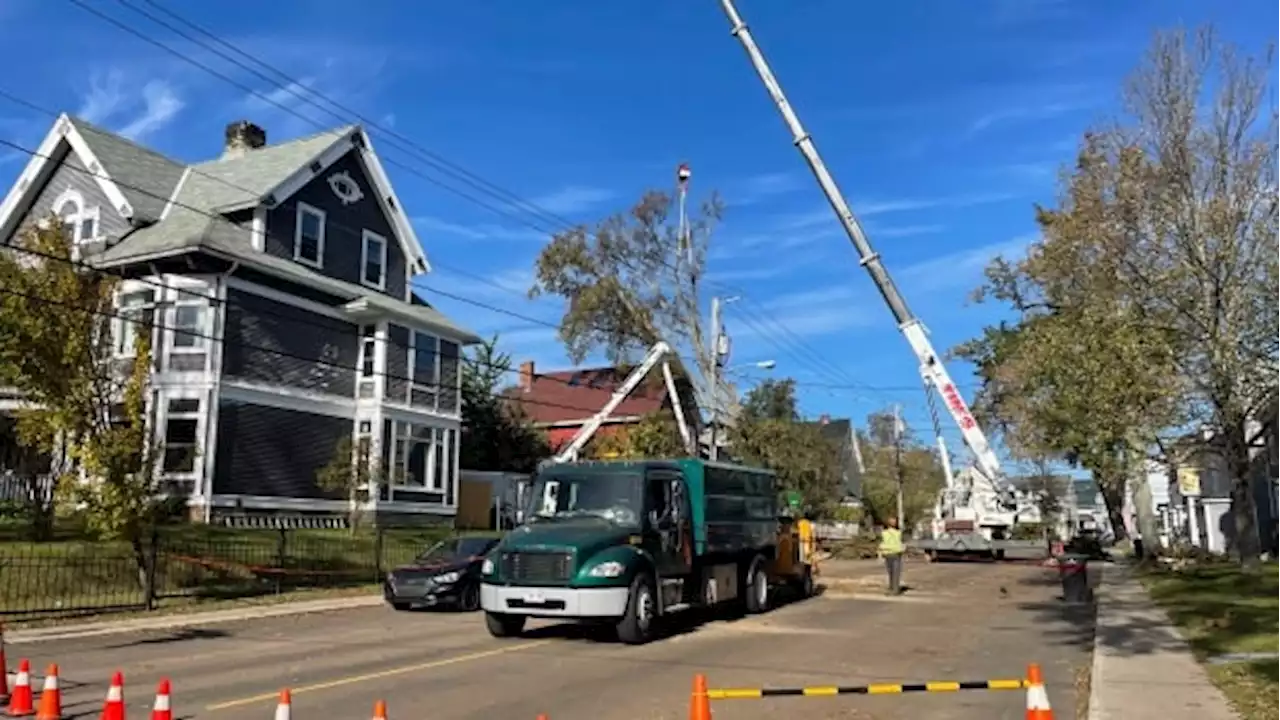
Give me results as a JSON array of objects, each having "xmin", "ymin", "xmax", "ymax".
[{"xmin": 506, "ymin": 360, "xmax": 697, "ymax": 453}]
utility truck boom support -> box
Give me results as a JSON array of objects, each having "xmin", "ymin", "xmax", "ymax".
[{"xmin": 717, "ymin": 0, "xmax": 1029, "ymax": 554}]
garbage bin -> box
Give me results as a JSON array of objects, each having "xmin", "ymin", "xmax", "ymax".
[{"xmin": 1058, "ymin": 553, "xmax": 1090, "ymax": 603}]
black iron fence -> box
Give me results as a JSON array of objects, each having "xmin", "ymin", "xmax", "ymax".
[{"xmin": 0, "ymin": 526, "xmax": 452, "ymax": 622}]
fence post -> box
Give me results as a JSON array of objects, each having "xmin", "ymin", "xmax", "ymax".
[
  {"xmin": 275, "ymin": 528, "xmax": 287, "ymax": 595},
  {"xmin": 374, "ymin": 526, "xmax": 385, "ymax": 580},
  {"xmin": 144, "ymin": 529, "xmax": 159, "ymax": 611}
]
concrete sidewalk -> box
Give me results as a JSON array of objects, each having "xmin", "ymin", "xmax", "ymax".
[{"xmin": 1088, "ymin": 563, "xmax": 1238, "ymax": 719}]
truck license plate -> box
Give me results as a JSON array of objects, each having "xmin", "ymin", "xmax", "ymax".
[{"xmin": 521, "ymin": 591, "xmax": 545, "ymax": 605}]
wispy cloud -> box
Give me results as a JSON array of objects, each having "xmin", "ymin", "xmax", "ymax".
[
  {"xmin": 528, "ymin": 185, "xmax": 615, "ymax": 216},
  {"xmin": 117, "ymin": 80, "xmax": 184, "ymax": 141},
  {"xmin": 968, "ymin": 100, "xmax": 1094, "ymax": 135},
  {"xmin": 899, "ymin": 234, "xmax": 1036, "ymax": 293},
  {"xmin": 874, "ymin": 224, "xmax": 946, "ymax": 239},
  {"xmin": 735, "ymin": 285, "xmax": 877, "ymax": 339},
  {"xmin": 76, "ymin": 70, "xmax": 184, "ymax": 142}
]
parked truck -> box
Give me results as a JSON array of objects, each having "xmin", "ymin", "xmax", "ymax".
[{"xmin": 479, "ymin": 458, "xmax": 817, "ymax": 644}]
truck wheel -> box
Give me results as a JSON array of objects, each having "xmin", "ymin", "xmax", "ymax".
[
  {"xmin": 615, "ymin": 574, "xmax": 657, "ymax": 645},
  {"xmin": 744, "ymin": 557, "xmax": 770, "ymax": 614},
  {"xmin": 798, "ymin": 566, "xmax": 815, "ymax": 598},
  {"xmin": 484, "ymin": 612, "xmax": 527, "ymax": 638}
]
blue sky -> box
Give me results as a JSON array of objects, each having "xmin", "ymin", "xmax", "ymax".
[{"xmin": 0, "ymin": 0, "xmax": 1274, "ymax": 465}]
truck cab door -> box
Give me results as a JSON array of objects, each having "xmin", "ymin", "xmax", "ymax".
[{"xmin": 644, "ymin": 470, "xmax": 690, "ymax": 578}]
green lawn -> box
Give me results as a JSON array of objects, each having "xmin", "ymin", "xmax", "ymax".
[
  {"xmin": 1142, "ymin": 562, "xmax": 1279, "ymax": 720},
  {"xmin": 0, "ymin": 524, "xmax": 465, "ymax": 624}
]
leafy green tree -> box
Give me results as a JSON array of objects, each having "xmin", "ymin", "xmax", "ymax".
[
  {"xmin": 315, "ymin": 435, "xmax": 383, "ymax": 531},
  {"xmin": 590, "ymin": 411, "xmax": 687, "ymax": 460},
  {"xmin": 459, "ymin": 336, "xmax": 550, "ymax": 473},
  {"xmin": 855, "ymin": 410, "xmax": 944, "ymax": 531},
  {"xmin": 739, "ymin": 378, "xmax": 799, "ymax": 422},
  {"xmin": 0, "ymin": 222, "xmax": 165, "ymax": 583},
  {"xmin": 730, "ymin": 418, "xmax": 843, "ymax": 514}
]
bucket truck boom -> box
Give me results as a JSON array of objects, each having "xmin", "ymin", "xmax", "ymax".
[
  {"xmin": 716, "ymin": 0, "xmax": 1032, "ymax": 555},
  {"xmin": 550, "ymin": 341, "xmax": 694, "ymax": 464}
]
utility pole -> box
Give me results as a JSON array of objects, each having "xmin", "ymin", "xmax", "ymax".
[
  {"xmin": 708, "ymin": 296, "xmax": 724, "ymax": 461},
  {"xmin": 893, "ymin": 403, "xmax": 905, "ymax": 529}
]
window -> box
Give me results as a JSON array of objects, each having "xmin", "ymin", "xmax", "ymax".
[
  {"xmin": 409, "ymin": 331, "xmax": 438, "ymax": 409},
  {"xmin": 357, "ymin": 325, "xmax": 377, "ymax": 399},
  {"xmin": 361, "ymin": 231, "xmax": 387, "ymax": 289},
  {"xmin": 437, "ymin": 341, "xmax": 460, "ymax": 412},
  {"xmin": 115, "ymin": 290, "xmax": 156, "ymax": 356},
  {"xmin": 162, "ymin": 398, "xmax": 201, "ymax": 474},
  {"xmin": 170, "ymin": 303, "xmax": 204, "ymax": 350},
  {"xmin": 293, "ymin": 203, "xmax": 326, "ymax": 267},
  {"xmin": 387, "ymin": 421, "xmax": 455, "ymax": 491},
  {"xmin": 52, "ymin": 190, "xmax": 100, "ymax": 245}
]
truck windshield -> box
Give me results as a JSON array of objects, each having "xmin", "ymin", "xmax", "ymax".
[{"xmin": 526, "ymin": 470, "xmax": 642, "ymax": 526}]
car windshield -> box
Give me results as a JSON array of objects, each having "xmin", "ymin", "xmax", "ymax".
[
  {"xmin": 525, "ymin": 470, "xmax": 642, "ymax": 526},
  {"xmin": 415, "ymin": 537, "xmax": 495, "ymax": 563}
]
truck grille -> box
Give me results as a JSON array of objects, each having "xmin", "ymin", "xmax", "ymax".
[{"xmin": 502, "ymin": 550, "xmax": 573, "ymax": 583}]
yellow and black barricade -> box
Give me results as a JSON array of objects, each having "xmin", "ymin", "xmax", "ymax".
[{"xmin": 707, "ymin": 678, "xmax": 1027, "ymax": 700}]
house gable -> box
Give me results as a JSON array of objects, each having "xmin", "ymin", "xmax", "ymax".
[
  {"xmin": 0, "ymin": 116, "xmax": 137, "ymax": 245},
  {"xmin": 262, "ymin": 149, "xmax": 409, "ymax": 301},
  {"xmin": 251, "ymin": 128, "xmax": 428, "ymax": 278},
  {"xmin": 0, "ymin": 147, "xmax": 131, "ymax": 249}
]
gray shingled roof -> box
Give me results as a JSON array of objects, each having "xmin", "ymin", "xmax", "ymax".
[
  {"xmin": 70, "ymin": 118, "xmax": 186, "ymax": 222},
  {"xmin": 65, "ymin": 119, "xmax": 477, "ymax": 343}
]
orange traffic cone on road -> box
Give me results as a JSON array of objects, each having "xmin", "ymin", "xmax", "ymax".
[
  {"xmin": 689, "ymin": 673, "xmax": 712, "ymax": 720},
  {"xmin": 371, "ymin": 700, "xmax": 388, "ymax": 720},
  {"xmin": 149, "ymin": 679, "xmax": 171, "ymax": 720},
  {"xmin": 273, "ymin": 690, "xmax": 292, "ymax": 720},
  {"xmin": 100, "ymin": 671, "xmax": 124, "ymax": 720},
  {"xmin": 1025, "ymin": 663, "xmax": 1053, "ymax": 719},
  {"xmin": 6, "ymin": 658, "xmax": 33, "ymax": 716},
  {"xmin": 34, "ymin": 664, "xmax": 60, "ymax": 720}
]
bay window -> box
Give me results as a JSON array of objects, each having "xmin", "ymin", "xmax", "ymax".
[
  {"xmin": 386, "ymin": 420, "xmax": 456, "ymax": 493},
  {"xmin": 115, "ymin": 289, "xmax": 156, "ymax": 356}
]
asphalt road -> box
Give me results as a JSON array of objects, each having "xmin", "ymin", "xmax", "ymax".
[{"xmin": 13, "ymin": 561, "xmax": 1094, "ymax": 720}]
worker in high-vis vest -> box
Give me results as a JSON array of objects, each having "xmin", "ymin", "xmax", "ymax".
[{"xmin": 878, "ymin": 516, "xmax": 905, "ymax": 595}]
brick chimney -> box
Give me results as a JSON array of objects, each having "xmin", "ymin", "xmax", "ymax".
[
  {"xmin": 223, "ymin": 120, "xmax": 267, "ymax": 159},
  {"xmin": 518, "ymin": 361, "xmax": 535, "ymax": 392},
  {"xmin": 819, "ymin": 414, "xmax": 830, "ymax": 425}
]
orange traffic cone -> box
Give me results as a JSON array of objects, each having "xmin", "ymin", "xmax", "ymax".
[
  {"xmin": 689, "ymin": 673, "xmax": 712, "ymax": 720},
  {"xmin": 7, "ymin": 658, "xmax": 33, "ymax": 716},
  {"xmin": 371, "ymin": 700, "xmax": 388, "ymax": 720},
  {"xmin": 34, "ymin": 664, "xmax": 60, "ymax": 720},
  {"xmin": 149, "ymin": 679, "xmax": 171, "ymax": 720},
  {"xmin": 1, "ymin": 623, "xmax": 9, "ymax": 703},
  {"xmin": 100, "ymin": 671, "xmax": 124, "ymax": 720},
  {"xmin": 1025, "ymin": 663, "xmax": 1053, "ymax": 719},
  {"xmin": 273, "ymin": 690, "xmax": 292, "ymax": 720}
]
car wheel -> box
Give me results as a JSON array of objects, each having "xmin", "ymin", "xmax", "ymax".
[
  {"xmin": 744, "ymin": 556, "xmax": 770, "ymax": 614},
  {"xmin": 459, "ymin": 582, "xmax": 481, "ymax": 612},
  {"xmin": 615, "ymin": 573, "xmax": 657, "ymax": 645},
  {"xmin": 485, "ymin": 611, "xmax": 527, "ymax": 638}
]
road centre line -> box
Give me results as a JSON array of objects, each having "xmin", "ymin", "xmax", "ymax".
[{"xmin": 204, "ymin": 640, "xmax": 552, "ymax": 711}]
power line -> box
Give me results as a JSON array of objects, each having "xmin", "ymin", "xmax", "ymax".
[{"xmin": 67, "ymin": 0, "xmax": 878, "ymax": 400}]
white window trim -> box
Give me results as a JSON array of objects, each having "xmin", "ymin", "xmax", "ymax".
[
  {"xmin": 293, "ymin": 202, "xmax": 326, "ymax": 268},
  {"xmin": 360, "ymin": 230, "xmax": 388, "ymax": 290},
  {"xmin": 355, "ymin": 324, "xmax": 378, "ymax": 399},
  {"xmin": 159, "ymin": 391, "xmax": 205, "ymax": 479},
  {"xmin": 51, "ymin": 188, "xmax": 102, "ymax": 245},
  {"xmin": 114, "ymin": 286, "xmax": 157, "ymax": 358},
  {"xmin": 387, "ymin": 419, "xmax": 454, "ymax": 492},
  {"xmin": 167, "ymin": 300, "xmax": 208, "ymax": 355}
]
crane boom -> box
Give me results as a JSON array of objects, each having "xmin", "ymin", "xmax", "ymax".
[{"xmin": 716, "ymin": 0, "xmax": 1004, "ymax": 488}]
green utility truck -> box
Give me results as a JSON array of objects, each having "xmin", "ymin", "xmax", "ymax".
[{"xmin": 478, "ymin": 458, "xmax": 785, "ymax": 644}]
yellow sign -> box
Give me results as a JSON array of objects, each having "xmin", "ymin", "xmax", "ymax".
[{"xmin": 1176, "ymin": 466, "xmax": 1201, "ymax": 497}]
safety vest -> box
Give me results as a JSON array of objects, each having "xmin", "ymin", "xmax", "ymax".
[{"xmin": 878, "ymin": 527, "xmax": 904, "ymax": 555}]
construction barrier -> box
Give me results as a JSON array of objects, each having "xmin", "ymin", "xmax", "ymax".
[{"xmin": 691, "ymin": 663, "xmax": 1054, "ymax": 719}]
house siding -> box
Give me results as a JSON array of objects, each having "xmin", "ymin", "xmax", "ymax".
[
  {"xmin": 4, "ymin": 151, "xmax": 129, "ymax": 248},
  {"xmin": 262, "ymin": 150, "xmax": 408, "ymax": 300},
  {"xmin": 211, "ymin": 400, "xmax": 350, "ymax": 499},
  {"xmin": 222, "ymin": 288, "xmax": 360, "ymax": 397}
]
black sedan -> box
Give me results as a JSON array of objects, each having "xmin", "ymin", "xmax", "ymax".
[{"xmin": 384, "ymin": 536, "xmax": 500, "ymax": 612}]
